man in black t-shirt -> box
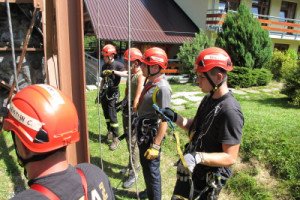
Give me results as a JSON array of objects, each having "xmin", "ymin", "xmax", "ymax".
[
  {"xmin": 156, "ymin": 47, "xmax": 244, "ymax": 200},
  {"xmin": 98, "ymin": 44, "xmax": 126, "ymax": 150},
  {"xmin": 2, "ymin": 84, "xmax": 115, "ymax": 200}
]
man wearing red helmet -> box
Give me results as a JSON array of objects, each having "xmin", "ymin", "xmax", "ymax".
[
  {"xmin": 98, "ymin": 44, "xmax": 126, "ymax": 150},
  {"xmin": 2, "ymin": 84, "xmax": 115, "ymax": 200},
  {"xmin": 137, "ymin": 47, "xmax": 172, "ymax": 199},
  {"xmin": 118, "ymin": 48, "xmax": 145, "ymax": 188},
  {"xmin": 156, "ymin": 47, "xmax": 244, "ymax": 200}
]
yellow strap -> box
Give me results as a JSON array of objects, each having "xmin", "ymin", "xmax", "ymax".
[
  {"xmin": 189, "ymin": 131, "xmax": 195, "ymax": 142},
  {"xmin": 110, "ymin": 123, "xmax": 119, "ymax": 127},
  {"xmin": 173, "ymin": 131, "xmax": 192, "ymax": 177},
  {"xmin": 152, "ymin": 86, "xmax": 159, "ymax": 105},
  {"xmin": 173, "ymin": 194, "xmax": 189, "ymax": 200}
]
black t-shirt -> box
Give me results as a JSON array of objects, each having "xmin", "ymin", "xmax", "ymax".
[
  {"xmin": 101, "ymin": 60, "xmax": 125, "ymax": 87},
  {"xmin": 189, "ymin": 91, "xmax": 244, "ymax": 179},
  {"xmin": 10, "ymin": 163, "xmax": 115, "ymax": 200}
]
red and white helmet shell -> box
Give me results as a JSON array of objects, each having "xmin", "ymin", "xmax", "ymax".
[
  {"xmin": 3, "ymin": 84, "xmax": 80, "ymax": 153},
  {"xmin": 194, "ymin": 47, "xmax": 233, "ymax": 72},
  {"xmin": 102, "ymin": 44, "xmax": 117, "ymax": 56},
  {"xmin": 123, "ymin": 48, "xmax": 143, "ymax": 61},
  {"xmin": 141, "ymin": 47, "xmax": 168, "ymax": 69}
]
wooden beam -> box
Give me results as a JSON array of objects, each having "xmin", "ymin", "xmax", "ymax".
[
  {"xmin": 257, "ymin": 19, "xmax": 300, "ymax": 28},
  {"xmin": 262, "ymin": 26, "xmax": 300, "ymax": 34},
  {"xmin": 54, "ymin": 0, "xmax": 89, "ymax": 165},
  {"xmin": 0, "ymin": 0, "xmax": 33, "ymax": 3},
  {"xmin": 0, "ymin": 47, "xmax": 43, "ymax": 51}
]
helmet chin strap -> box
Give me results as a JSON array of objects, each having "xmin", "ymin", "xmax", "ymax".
[
  {"xmin": 144, "ymin": 65, "xmax": 161, "ymax": 86},
  {"xmin": 203, "ymin": 72, "xmax": 227, "ymax": 96},
  {"xmin": 11, "ymin": 133, "xmax": 62, "ymax": 179}
]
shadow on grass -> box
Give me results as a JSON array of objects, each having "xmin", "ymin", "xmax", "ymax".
[
  {"xmin": 0, "ymin": 134, "xmax": 26, "ymax": 194},
  {"xmin": 90, "ymin": 156, "xmax": 140, "ymax": 199},
  {"xmin": 255, "ymin": 97, "xmax": 300, "ymax": 109},
  {"xmin": 114, "ymin": 188, "xmax": 139, "ymax": 199},
  {"xmin": 89, "ymin": 131, "xmax": 111, "ymax": 144}
]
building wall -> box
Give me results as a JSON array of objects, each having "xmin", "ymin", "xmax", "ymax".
[
  {"xmin": 175, "ymin": 0, "xmax": 300, "ymax": 52},
  {"xmin": 174, "ymin": 0, "xmax": 210, "ymax": 31}
]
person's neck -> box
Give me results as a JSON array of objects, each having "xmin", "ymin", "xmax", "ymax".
[
  {"xmin": 147, "ymin": 73, "xmax": 161, "ymax": 82},
  {"xmin": 212, "ymin": 85, "xmax": 229, "ymax": 99},
  {"xmin": 108, "ymin": 59, "xmax": 114, "ymax": 64},
  {"xmin": 26, "ymin": 152, "xmax": 69, "ymax": 180}
]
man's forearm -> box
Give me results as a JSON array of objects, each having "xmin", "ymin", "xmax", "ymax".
[{"xmin": 176, "ymin": 115, "xmax": 193, "ymax": 132}]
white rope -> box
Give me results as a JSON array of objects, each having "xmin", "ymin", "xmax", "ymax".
[
  {"xmin": 6, "ymin": 0, "xmax": 19, "ymax": 92},
  {"xmin": 127, "ymin": 0, "xmax": 140, "ymax": 198},
  {"xmin": 96, "ymin": 0, "xmax": 104, "ymax": 170}
]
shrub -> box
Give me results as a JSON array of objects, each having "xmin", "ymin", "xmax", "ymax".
[
  {"xmin": 281, "ymin": 60, "xmax": 300, "ymax": 106},
  {"xmin": 216, "ymin": 3, "xmax": 272, "ymax": 69},
  {"xmin": 228, "ymin": 67, "xmax": 272, "ymax": 88},
  {"xmin": 228, "ymin": 66, "xmax": 252, "ymax": 88},
  {"xmin": 177, "ymin": 29, "xmax": 215, "ymax": 80},
  {"xmin": 256, "ymin": 68, "xmax": 272, "ymax": 86},
  {"xmin": 265, "ymin": 49, "xmax": 298, "ymax": 81}
]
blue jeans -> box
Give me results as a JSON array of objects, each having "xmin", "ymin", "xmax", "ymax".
[{"xmin": 138, "ymin": 142, "xmax": 161, "ymax": 200}]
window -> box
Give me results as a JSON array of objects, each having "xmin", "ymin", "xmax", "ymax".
[
  {"xmin": 274, "ymin": 44, "xmax": 289, "ymax": 52},
  {"xmin": 219, "ymin": 0, "xmax": 240, "ymax": 12},
  {"xmin": 280, "ymin": 1, "xmax": 297, "ymax": 19},
  {"xmin": 252, "ymin": 0, "xmax": 270, "ymax": 15}
]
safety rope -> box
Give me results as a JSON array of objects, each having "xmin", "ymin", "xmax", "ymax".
[
  {"xmin": 6, "ymin": 0, "xmax": 19, "ymax": 92},
  {"xmin": 152, "ymin": 104, "xmax": 194, "ymax": 200},
  {"xmin": 126, "ymin": 0, "xmax": 140, "ymax": 199},
  {"xmin": 96, "ymin": 0, "xmax": 104, "ymax": 170}
]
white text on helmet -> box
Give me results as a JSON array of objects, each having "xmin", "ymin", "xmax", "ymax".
[
  {"xmin": 150, "ymin": 56, "xmax": 164, "ymax": 63},
  {"xmin": 9, "ymin": 102, "xmax": 44, "ymax": 132},
  {"xmin": 204, "ymin": 54, "xmax": 228, "ymax": 61}
]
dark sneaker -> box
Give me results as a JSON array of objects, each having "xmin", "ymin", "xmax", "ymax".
[
  {"xmin": 110, "ymin": 137, "xmax": 120, "ymax": 151},
  {"xmin": 138, "ymin": 190, "xmax": 148, "ymax": 199},
  {"xmin": 123, "ymin": 173, "xmax": 138, "ymax": 188}
]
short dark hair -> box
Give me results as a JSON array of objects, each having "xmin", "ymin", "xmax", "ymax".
[{"xmin": 209, "ymin": 67, "xmax": 228, "ymax": 79}]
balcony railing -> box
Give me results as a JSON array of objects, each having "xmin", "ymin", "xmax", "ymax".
[{"xmin": 206, "ymin": 9, "xmax": 300, "ymax": 40}]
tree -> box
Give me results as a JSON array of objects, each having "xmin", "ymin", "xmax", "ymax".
[
  {"xmin": 177, "ymin": 29, "xmax": 214, "ymax": 80},
  {"xmin": 216, "ymin": 3, "xmax": 272, "ymax": 69}
]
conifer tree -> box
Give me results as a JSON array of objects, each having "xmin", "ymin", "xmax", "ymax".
[
  {"xmin": 216, "ymin": 3, "xmax": 272, "ymax": 69},
  {"xmin": 177, "ymin": 29, "xmax": 214, "ymax": 79}
]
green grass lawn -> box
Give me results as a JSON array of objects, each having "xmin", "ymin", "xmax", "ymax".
[{"xmin": 0, "ymin": 82, "xmax": 299, "ymax": 199}]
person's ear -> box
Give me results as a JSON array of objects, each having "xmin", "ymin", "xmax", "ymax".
[
  {"xmin": 15, "ymin": 136, "xmax": 31, "ymax": 159},
  {"xmin": 217, "ymin": 72, "xmax": 223, "ymax": 82}
]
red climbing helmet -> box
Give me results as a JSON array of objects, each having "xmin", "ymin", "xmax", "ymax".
[
  {"xmin": 102, "ymin": 44, "xmax": 117, "ymax": 56},
  {"xmin": 194, "ymin": 47, "xmax": 233, "ymax": 72},
  {"xmin": 123, "ymin": 48, "xmax": 143, "ymax": 61},
  {"xmin": 141, "ymin": 47, "xmax": 168, "ymax": 69},
  {"xmin": 3, "ymin": 84, "xmax": 80, "ymax": 153}
]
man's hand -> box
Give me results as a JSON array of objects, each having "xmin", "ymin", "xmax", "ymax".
[
  {"xmin": 144, "ymin": 144, "xmax": 160, "ymax": 160},
  {"xmin": 155, "ymin": 107, "xmax": 177, "ymax": 122},
  {"xmin": 102, "ymin": 70, "xmax": 114, "ymax": 76}
]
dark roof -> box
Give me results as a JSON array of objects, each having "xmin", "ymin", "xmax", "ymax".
[{"xmin": 84, "ymin": 0, "xmax": 198, "ymax": 44}]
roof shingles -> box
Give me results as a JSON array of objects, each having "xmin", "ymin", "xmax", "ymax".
[{"xmin": 84, "ymin": 0, "xmax": 198, "ymax": 43}]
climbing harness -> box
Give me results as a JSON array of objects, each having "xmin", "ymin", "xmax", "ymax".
[
  {"xmin": 138, "ymin": 77, "xmax": 164, "ymax": 105},
  {"xmin": 194, "ymin": 172, "xmax": 222, "ymax": 200},
  {"xmin": 153, "ymin": 104, "xmax": 194, "ymax": 200}
]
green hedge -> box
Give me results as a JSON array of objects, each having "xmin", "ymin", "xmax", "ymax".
[
  {"xmin": 281, "ymin": 61, "xmax": 300, "ymax": 106},
  {"xmin": 228, "ymin": 66, "xmax": 272, "ymax": 88}
]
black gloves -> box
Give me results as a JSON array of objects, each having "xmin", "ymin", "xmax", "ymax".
[{"xmin": 155, "ymin": 107, "xmax": 177, "ymax": 122}]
